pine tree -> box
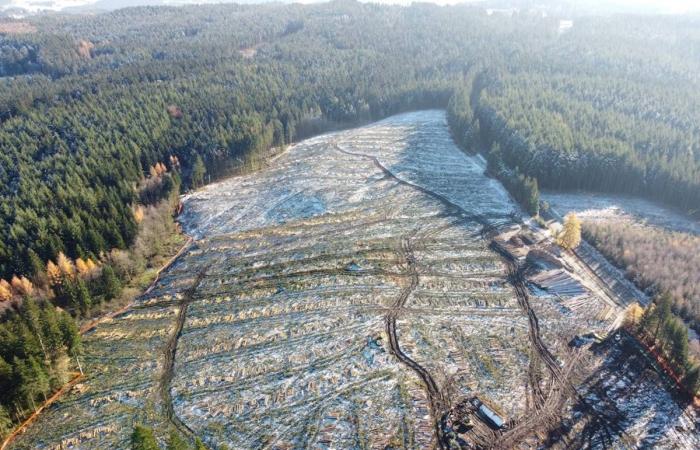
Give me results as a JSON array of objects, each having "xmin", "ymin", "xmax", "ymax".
[
  {"xmin": 38, "ymin": 307, "xmax": 61, "ymax": 358},
  {"xmin": 0, "ymin": 356, "xmax": 13, "ymax": 400},
  {"xmin": 19, "ymin": 297, "xmax": 46, "ymax": 359},
  {"xmin": 652, "ymin": 293, "xmax": 672, "ymax": 344},
  {"xmin": 16, "ymin": 356, "xmax": 49, "ymax": 409},
  {"xmin": 100, "ymin": 265, "xmax": 122, "ymax": 301},
  {"xmin": 75, "ymin": 278, "xmax": 92, "ymax": 317},
  {"xmin": 58, "ymin": 313, "xmax": 81, "ymax": 357},
  {"xmin": 0, "ymin": 405, "xmax": 12, "ymax": 439},
  {"xmin": 131, "ymin": 424, "xmax": 159, "ymax": 450},
  {"xmin": 684, "ymin": 365, "xmax": 700, "ymax": 395},
  {"xmin": 26, "ymin": 249, "xmax": 44, "ymax": 280},
  {"xmin": 166, "ymin": 430, "xmax": 189, "ymax": 450},
  {"xmin": 191, "ymin": 155, "xmax": 206, "ymax": 188},
  {"xmin": 527, "ymin": 176, "xmax": 539, "ymax": 216},
  {"xmin": 665, "ymin": 318, "xmax": 688, "ymax": 368}
]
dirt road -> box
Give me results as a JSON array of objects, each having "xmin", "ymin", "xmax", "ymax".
[{"xmin": 159, "ymin": 266, "xmax": 210, "ymax": 438}]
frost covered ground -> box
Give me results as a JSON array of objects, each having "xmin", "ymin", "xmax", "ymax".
[
  {"xmin": 543, "ymin": 191, "xmax": 700, "ymax": 236},
  {"xmin": 11, "ymin": 111, "xmax": 699, "ymax": 449}
]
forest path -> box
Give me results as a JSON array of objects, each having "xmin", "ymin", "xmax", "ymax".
[{"xmin": 159, "ymin": 266, "xmax": 210, "ymax": 439}]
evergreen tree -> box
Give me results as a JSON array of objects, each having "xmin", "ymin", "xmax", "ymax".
[
  {"xmin": 0, "ymin": 298, "xmax": 81, "ymax": 427},
  {"xmin": 191, "ymin": 156, "xmax": 206, "ymax": 189},
  {"xmin": 526, "ymin": 177, "xmax": 539, "ymax": 216},
  {"xmin": 166, "ymin": 431, "xmax": 189, "ymax": 450},
  {"xmin": 0, "ymin": 405, "xmax": 12, "ymax": 439},
  {"xmin": 652, "ymin": 293, "xmax": 673, "ymax": 343},
  {"xmin": 664, "ymin": 318, "xmax": 689, "ymax": 368},
  {"xmin": 15, "ymin": 356, "xmax": 49, "ymax": 409},
  {"xmin": 58, "ymin": 313, "xmax": 81, "ymax": 357},
  {"xmin": 100, "ymin": 265, "xmax": 122, "ymax": 301},
  {"xmin": 26, "ymin": 250, "xmax": 44, "ymax": 281},
  {"xmin": 74, "ymin": 278, "xmax": 92, "ymax": 317},
  {"xmin": 39, "ymin": 306, "xmax": 64, "ymax": 359},
  {"xmin": 684, "ymin": 365, "xmax": 700, "ymax": 395},
  {"xmin": 131, "ymin": 424, "xmax": 159, "ymax": 450},
  {"xmin": 0, "ymin": 356, "xmax": 13, "ymax": 402}
]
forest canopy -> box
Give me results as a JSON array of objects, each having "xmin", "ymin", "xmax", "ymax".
[{"xmin": 0, "ymin": 1, "xmax": 698, "ymax": 284}]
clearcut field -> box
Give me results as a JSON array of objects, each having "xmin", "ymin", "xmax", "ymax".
[{"xmin": 12, "ymin": 111, "xmax": 698, "ymax": 450}]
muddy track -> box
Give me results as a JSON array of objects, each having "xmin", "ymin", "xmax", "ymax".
[
  {"xmin": 159, "ymin": 266, "xmax": 210, "ymax": 439},
  {"xmin": 492, "ymin": 242, "xmax": 622, "ymax": 448},
  {"xmin": 333, "ymin": 142, "xmax": 624, "ymax": 449},
  {"xmin": 332, "ymin": 142, "xmax": 501, "ymax": 449},
  {"xmin": 332, "ymin": 142, "xmax": 617, "ymax": 448},
  {"xmin": 333, "ymin": 143, "xmax": 504, "ymax": 235},
  {"xmin": 386, "ymin": 236, "xmax": 447, "ymax": 450},
  {"xmin": 492, "ymin": 242, "xmax": 575, "ymax": 447}
]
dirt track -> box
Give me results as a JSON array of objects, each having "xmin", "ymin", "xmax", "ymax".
[
  {"xmin": 159, "ymin": 266, "xmax": 210, "ymax": 438},
  {"xmin": 333, "ymin": 142, "xmax": 512, "ymax": 449},
  {"xmin": 334, "ymin": 141, "xmax": 618, "ymax": 449},
  {"xmin": 387, "ymin": 236, "xmax": 447, "ymax": 449}
]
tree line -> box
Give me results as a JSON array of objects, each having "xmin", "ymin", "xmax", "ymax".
[
  {"xmin": 627, "ymin": 294, "xmax": 700, "ymax": 396},
  {"xmin": 584, "ymin": 222, "xmax": 700, "ymax": 333},
  {"xmin": 0, "ymin": 298, "xmax": 80, "ymax": 436}
]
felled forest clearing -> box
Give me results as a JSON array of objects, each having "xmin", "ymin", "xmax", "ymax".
[{"xmin": 10, "ymin": 111, "xmax": 699, "ymax": 449}]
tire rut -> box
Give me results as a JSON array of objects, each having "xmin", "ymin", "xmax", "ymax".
[
  {"xmin": 333, "ymin": 141, "xmax": 616, "ymax": 449},
  {"xmin": 388, "ymin": 236, "xmax": 447, "ymax": 449},
  {"xmin": 492, "ymin": 242, "xmax": 622, "ymax": 448},
  {"xmin": 333, "ymin": 142, "xmax": 494, "ymax": 449},
  {"xmin": 159, "ymin": 266, "xmax": 210, "ymax": 439}
]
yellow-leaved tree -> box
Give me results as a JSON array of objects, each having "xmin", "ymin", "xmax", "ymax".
[
  {"xmin": 76, "ymin": 258, "xmax": 99, "ymax": 279},
  {"xmin": 133, "ymin": 205, "xmax": 145, "ymax": 224},
  {"xmin": 0, "ymin": 279, "xmax": 11, "ymax": 302},
  {"xmin": 57, "ymin": 252, "xmax": 75, "ymax": 277},
  {"xmin": 10, "ymin": 275, "xmax": 33, "ymax": 296},
  {"xmin": 86, "ymin": 258, "xmax": 98, "ymax": 273},
  {"xmin": 46, "ymin": 260, "xmax": 62, "ymax": 286},
  {"xmin": 557, "ymin": 213, "xmax": 582, "ymax": 250},
  {"xmin": 76, "ymin": 258, "xmax": 89, "ymax": 277},
  {"xmin": 624, "ymin": 303, "xmax": 645, "ymax": 328}
]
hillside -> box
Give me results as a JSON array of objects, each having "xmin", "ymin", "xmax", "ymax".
[
  {"xmin": 1, "ymin": 2, "xmax": 699, "ymax": 282},
  {"xmin": 1, "ymin": 2, "xmax": 700, "ymax": 447},
  {"xmin": 10, "ymin": 110, "xmax": 697, "ymax": 449}
]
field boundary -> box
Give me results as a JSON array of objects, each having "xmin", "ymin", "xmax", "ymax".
[
  {"xmin": 0, "ymin": 236, "xmax": 194, "ymax": 450},
  {"xmin": 0, "ymin": 372, "xmax": 84, "ymax": 450},
  {"xmin": 80, "ymin": 236, "xmax": 194, "ymax": 334}
]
